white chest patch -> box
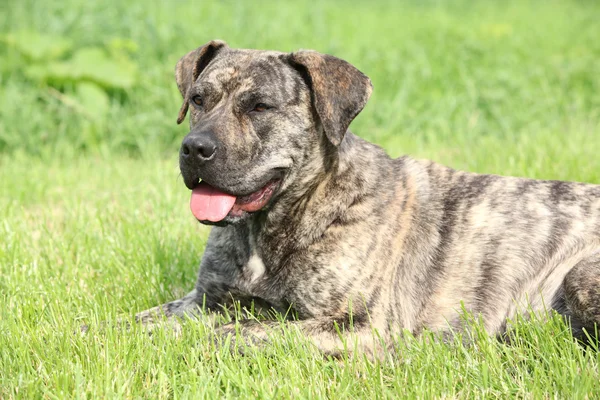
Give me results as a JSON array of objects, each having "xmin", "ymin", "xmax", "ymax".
[{"xmin": 247, "ymin": 253, "xmax": 266, "ymax": 282}]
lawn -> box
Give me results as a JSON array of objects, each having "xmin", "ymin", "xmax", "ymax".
[{"xmin": 1, "ymin": 0, "xmax": 600, "ymax": 397}]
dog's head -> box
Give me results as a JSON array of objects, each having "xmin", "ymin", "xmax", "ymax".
[{"xmin": 175, "ymin": 40, "xmax": 372, "ymax": 225}]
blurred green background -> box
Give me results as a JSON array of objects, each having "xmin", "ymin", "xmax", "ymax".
[
  {"xmin": 2, "ymin": 0, "xmax": 599, "ymax": 171},
  {"xmin": 2, "ymin": 1, "xmax": 600, "ymax": 397}
]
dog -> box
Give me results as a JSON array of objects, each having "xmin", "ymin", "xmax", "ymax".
[{"xmin": 136, "ymin": 40, "xmax": 600, "ymax": 357}]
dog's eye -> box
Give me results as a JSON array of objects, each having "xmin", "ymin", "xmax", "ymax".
[
  {"xmin": 252, "ymin": 103, "xmax": 269, "ymax": 113},
  {"xmin": 191, "ymin": 96, "xmax": 203, "ymax": 107}
]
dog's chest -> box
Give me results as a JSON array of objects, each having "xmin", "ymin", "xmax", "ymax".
[
  {"xmin": 236, "ymin": 219, "xmax": 353, "ymax": 317},
  {"xmin": 245, "ymin": 251, "xmax": 267, "ymax": 282},
  {"xmin": 239, "ymin": 248, "xmax": 297, "ymax": 314}
]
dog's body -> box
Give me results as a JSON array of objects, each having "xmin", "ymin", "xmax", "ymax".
[{"xmin": 137, "ymin": 41, "xmax": 600, "ymax": 357}]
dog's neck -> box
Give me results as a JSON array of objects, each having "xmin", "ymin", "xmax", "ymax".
[{"xmin": 244, "ymin": 131, "xmax": 393, "ymax": 269}]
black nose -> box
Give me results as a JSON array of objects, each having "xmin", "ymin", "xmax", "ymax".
[{"xmin": 181, "ymin": 134, "xmax": 217, "ymax": 161}]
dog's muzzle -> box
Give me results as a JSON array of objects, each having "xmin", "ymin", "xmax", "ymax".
[{"xmin": 180, "ymin": 131, "xmax": 218, "ymax": 164}]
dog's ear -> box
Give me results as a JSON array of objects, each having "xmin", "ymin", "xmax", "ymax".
[
  {"xmin": 175, "ymin": 40, "xmax": 228, "ymax": 124},
  {"xmin": 289, "ymin": 50, "xmax": 372, "ymax": 146}
]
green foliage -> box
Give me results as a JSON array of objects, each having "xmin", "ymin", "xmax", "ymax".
[
  {"xmin": 1, "ymin": 30, "xmax": 138, "ymax": 122},
  {"xmin": 2, "ymin": 30, "xmax": 73, "ymax": 60},
  {"xmin": 24, "ymin": 46, "xmax": 138, "ymax": 90}
]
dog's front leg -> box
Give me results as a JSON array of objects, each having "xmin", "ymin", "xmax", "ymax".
[
  {"xmin": 134, "ymin": 289, "xmax": 210, "ymax": 334},
  {"xmin": 217, "ymin": 318, "xmax": 390, "ymax": 359},
  {"xmin": 81, "ymin": 289, "xmax": 212, "ymax": 335},
  {"xmin": 135, "ymin": 227, "xmax": 250, "ymax": 332},
  {"xmin": 135, "ymin": 289, "xmax": 203, "ymax": 322}
]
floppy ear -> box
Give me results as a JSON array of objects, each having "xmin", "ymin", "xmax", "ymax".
[
  {"xmin": 289, "ymin": 50, "xmax": 373, "ymax": 146},
  {"xmin": 175, "ymin": 40, "xmax": 228, "ymax": 124}
]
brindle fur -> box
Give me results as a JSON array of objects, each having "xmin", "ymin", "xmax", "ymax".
[{"xmin": 136, "ymin": 40, "xmax": 600, "ymax": 357}]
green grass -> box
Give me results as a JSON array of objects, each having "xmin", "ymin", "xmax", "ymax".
[{"xmin": 2, "ymin": 0, "xmax": 600, "ymax": 397}]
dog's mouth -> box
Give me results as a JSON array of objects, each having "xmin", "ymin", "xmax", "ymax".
[{"xmin": 190, "ymin": 179, "xmax": 281, "ymax": 223}]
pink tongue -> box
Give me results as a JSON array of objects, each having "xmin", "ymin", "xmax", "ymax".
[{"xmin": 190, "ymin": 182, "xmax": 237, "ymax": 222}]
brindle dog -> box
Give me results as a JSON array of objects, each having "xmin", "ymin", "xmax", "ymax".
[{"xmin": 136, "ymin": 40, "xmax": 600, "ymax": 357}]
